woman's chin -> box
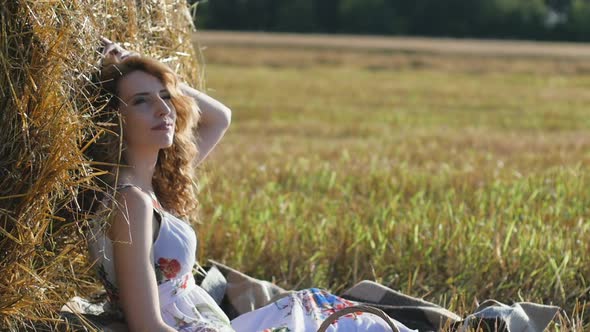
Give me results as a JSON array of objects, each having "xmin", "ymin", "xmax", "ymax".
[{"xmin": 159, "ymin": 135, "xmax": 175, "ymax": 149}]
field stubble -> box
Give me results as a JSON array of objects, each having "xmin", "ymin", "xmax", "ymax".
[{"xmin": 194, "ymin": 38, "xmax": 590, "ymax": 330}]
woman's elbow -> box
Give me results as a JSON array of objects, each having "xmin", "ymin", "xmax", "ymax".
[{"xmin": 221, "ymin": 105, "xmax": 232, "ymax": 129}]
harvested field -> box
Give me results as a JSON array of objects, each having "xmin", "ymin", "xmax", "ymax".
[
  {"xmin": 194, "ymin": 31, "xmax": 590, "ymax": 331},
  {"xmin": 194, "ymin": 30, "xmax": 590, "ymax": 59}
]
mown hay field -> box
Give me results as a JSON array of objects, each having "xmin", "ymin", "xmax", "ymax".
[{"xmin": 193, "ymin": 33, "xmax": 590, "ymax": 330}]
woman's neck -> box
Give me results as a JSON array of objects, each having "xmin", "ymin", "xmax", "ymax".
[{"xmin": 119, "ymin": 148, "xmax": 159, "ymax": 191}]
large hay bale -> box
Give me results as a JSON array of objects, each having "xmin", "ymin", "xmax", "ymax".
[{"xmin": 0, "ymin": 1, "xmax": 201, "ymax": 329}]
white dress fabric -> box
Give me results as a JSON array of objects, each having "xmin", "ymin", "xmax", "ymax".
[
  {"xmin": 87, "ymin": 184, "xmax": 233, "ymax": 331},
  {"xmin": 87, "ymin": 184, "xmax": 415, "ymax": 332},
  {"xmin": 231, "ymin": 288, "xmax": 416, "ymax": 332}
]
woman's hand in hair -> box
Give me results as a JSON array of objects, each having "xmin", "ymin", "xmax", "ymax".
[{"xmin": 100, "ymin": 36, "xmax": 138, "ymax": 65}]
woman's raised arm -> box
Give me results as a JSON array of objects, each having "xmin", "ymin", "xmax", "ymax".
[
  {"xmin": 180, "ymin": 83, "xmax": 231, "ymax": 165},
  {"xmin": 99, "ymin": 37, "xmax": 231, "ymax": 164}
]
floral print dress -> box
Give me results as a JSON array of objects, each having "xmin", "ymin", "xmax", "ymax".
[
  {"xmin": 88, "ymin": 184, "xmax": 415, "ymax": 332},
  {"xmin": 231, "ymin": 288, "xmax": 416, "ymax": 332},
  {"xmin": 87, "ymin": 185, "xmax": 233, "ymax": 331}
]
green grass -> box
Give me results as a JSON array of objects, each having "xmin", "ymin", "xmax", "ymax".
[{"xmin": 195, "ymin": 45, "xmax": 590, "ymax": 330}]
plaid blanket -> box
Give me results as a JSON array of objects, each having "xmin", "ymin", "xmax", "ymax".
[{"xmin": 60, "ymin": 260, "xmax": 561, "ymax": 332}]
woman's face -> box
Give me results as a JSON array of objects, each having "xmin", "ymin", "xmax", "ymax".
[{"xmin": 117, "ymin": 70, "xmax": 176, "ymax": 153}]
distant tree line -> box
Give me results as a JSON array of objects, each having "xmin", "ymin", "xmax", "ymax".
[{"xmin": 192, "ymin": 0, "xmax": 590, "ymax": 42}]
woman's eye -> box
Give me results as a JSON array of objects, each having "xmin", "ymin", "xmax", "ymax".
[{"xmin": 133, "ymin": 97, "xmax": 146, "ymax": 105}]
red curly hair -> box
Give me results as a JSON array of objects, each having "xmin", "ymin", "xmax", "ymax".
[{"xmin": 88, "ymin": 56, "xmax": 199, "ymax": 218}]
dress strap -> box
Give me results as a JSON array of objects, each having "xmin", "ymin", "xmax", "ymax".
[
  {"xmin": 116, "ymin": 184, "xmax": 163, "ymax": 210},
  {"xmin": 116, "ymin": 183, "xmax": 142, "ymax": 192}
]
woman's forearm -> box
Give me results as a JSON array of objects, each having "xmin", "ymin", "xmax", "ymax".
[
  {"xmin": 179, "ymin": 83, "xmax": 231, "ymax": 127},
  {"xmin": 179, "ymin": 83, "xmax": 231, "ymax": 164}
]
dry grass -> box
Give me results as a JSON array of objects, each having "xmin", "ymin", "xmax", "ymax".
[
  {"xmin": 0, "ymin": 1, "xmax": 200, "ymax": 330},
  {"xmin": 194, "ymin": 38, "xmax": 590, "ymax": 331},
  {"xmin": 199, "ymin": 42, "xmax": 590, "ymax": 76}
]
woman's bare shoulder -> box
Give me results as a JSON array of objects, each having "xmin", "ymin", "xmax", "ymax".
[
  {"xmin": 108, "ymin": 185, "xmax": 154, "ymax": 242},
  {"xmin": 113, "ymin": 185, "xmax": 154, "ymax": 213}
]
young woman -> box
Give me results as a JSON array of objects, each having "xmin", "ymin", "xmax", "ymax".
[
  {"xmin": 87, "ymin": 38, "xmax": 233, "ymax": 332},
  {"xmin": 87, "ymin": 39, "xmax": 414, "ymax": 332}
]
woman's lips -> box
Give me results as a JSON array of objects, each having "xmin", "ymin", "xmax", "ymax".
[{"xmin": 152, "ymin": 123, "xmax": 172, "ymax": 130}]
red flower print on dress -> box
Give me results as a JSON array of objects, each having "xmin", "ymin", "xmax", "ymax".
[
  {"xmin": 157, "ymin": 257, "xmax": 181, "ymax": 279},
  {"xmin": 180, "ymin": 274, "xmax": 189, "ymax": 289}
]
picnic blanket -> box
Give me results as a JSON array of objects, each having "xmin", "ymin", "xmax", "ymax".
[{"xmin": 60, "ymin": 260, "xmax": 561, "ymax": 332}]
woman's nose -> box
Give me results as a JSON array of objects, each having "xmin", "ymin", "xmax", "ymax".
[{"xmin": 156, "ymin": 97, "xmax": 172, "ymax": 116}]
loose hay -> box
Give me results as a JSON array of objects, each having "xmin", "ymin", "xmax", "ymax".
[{"xmin": 0, "ymin": 1, "xmax": 201, "ymax": 329}]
